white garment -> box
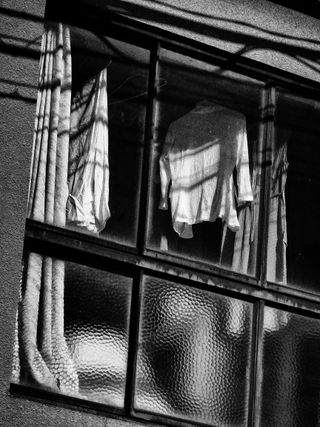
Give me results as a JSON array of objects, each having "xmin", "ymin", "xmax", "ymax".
[
  {"xmin": 67, "ymin": 68, "xmax": 110, "ymax": 233},
  {"xmin": 267, "ymin": 143, "xmax": 288, "ymax": 284},
  {"xmin": 159, "ymin": 103, "xmax": 253, "ymax": 238}
]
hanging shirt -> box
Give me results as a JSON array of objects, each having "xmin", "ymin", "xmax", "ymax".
[
  {"xmin": 67, "ymin": 68, "xmax": 110, "ymax": 234},
  {"xmin": 159, "ymin": 103, "xmax": 253, "ymax": 238}
]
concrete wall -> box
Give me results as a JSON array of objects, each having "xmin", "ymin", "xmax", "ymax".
[
  {"xmin": 96, "ymin": 0, "xmax": 320, "ymax": 83},
  {"xmin": 0, "ymin": 0, "xmax": 319, "ymax": 426}
]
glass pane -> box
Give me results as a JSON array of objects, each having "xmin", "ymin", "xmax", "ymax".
[
  {"xmin": 15, "ymin": 253, "xmax": 132, "ymax": 408},
  {"xmin": 64, "ymin": 262, "xmax": 132, "ymax": 406},
  {"xmin": 70, "ymin": 29, "xmax": 149, "ymax": 246},
  {"xmin": 260, "ymin": 306, "xmax": 320, "ymax": 427},
  {"xmin": 146, "ymin": 48, "xmax": 264, "ymax": 276},
  {"xmin": 134, "ymin": 276, "xmax": 254, "ymax": 426},
  {"xmin": 267, "ymin": 91, "xmax": 320, "ymax": 292}
]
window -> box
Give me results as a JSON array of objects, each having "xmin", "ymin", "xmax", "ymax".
[
  {"xmin": 146, "ymin": 49, "xmax": 262, "ymax": 275},
  {"xmin": 267, "ymin": 89, "xmax": 320, "ymax": 292},
  {"xmin": 12, "ymin": 9, "xmax": 320, "ymax": 427}
]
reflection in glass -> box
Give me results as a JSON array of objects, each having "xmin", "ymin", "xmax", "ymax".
[
  {"xmin": 69, "ymin": 28, "xmax": 150, "ymax": 246},
  {"xmin": 134, "ymin": 276, "xmax": 254, "ymax": 426},
  {"xmin": 267, "ymin": 91, "xmax": 320, "ymax": 292},
  {"xmin": 260, "ymin": 306, "xmax": 320, "ymax": 427},
  {"xmin": 147, "ymin": 49, "xmax": 263, "ymax": 275}
]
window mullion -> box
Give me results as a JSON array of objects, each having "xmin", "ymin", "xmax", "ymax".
[
  {"xmin": 258, "ymin": 84, "xmax": 276, "ymax": 287},
  {"xmin": 124, "ymin": 269, "xmax": 143, "ymax": 417},
  {"xmin": 136, "ymin": 41, "xmax": 160, "ymax": 253},
  {"xmin": 249, "ymin": 300, "xmax": 265, "ymax": 427}
]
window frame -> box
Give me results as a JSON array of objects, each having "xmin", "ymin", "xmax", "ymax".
[{"xmin": 11, "ymin": 3, "xmax": 320, "ymax": 427}]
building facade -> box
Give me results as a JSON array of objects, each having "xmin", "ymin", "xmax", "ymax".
[{"xmin": 1, "ymin": 1, "xmax": 320, "ymax": 426}]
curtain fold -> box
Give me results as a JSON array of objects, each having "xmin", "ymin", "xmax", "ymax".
[
  {"xmin": 266, "ymin": 143, "xmax": 288, "ymax": 284},
  {"xmin": 231, "ymin": 140, "xmax": 260, "ymax": 275},
  {"xmin": 220, "ymin": 138, "xmax": 260, "ymax": 275},
  {"xmin": 220, "ymin": 138, "xmax": 288, "ymax": 281},
  {"xmin": 18, "ymin": 22, "xmax": 79, "ymax": 393}
]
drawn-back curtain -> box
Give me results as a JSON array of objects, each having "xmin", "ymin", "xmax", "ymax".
[
  {"xmin": 14, "ymin": 19, "xmax": 110, "ymax": 394},
  {"xmin": 14, "ymin": 21, "xmax": 110, "ymax": 394},
  {"xmin": 17, "ymin": 22, "xmax": 79, "ymax": 393}
]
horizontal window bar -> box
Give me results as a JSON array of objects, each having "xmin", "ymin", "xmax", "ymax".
[
  {"xmin": 25, "ymin": 219, "xmax": 320, "ymax": 315},
  {"xmin": 10, "ymin": 383, "xmax": 164, "ymax": 427},
  {"xmin": 10, "ymin": 382, "xmax": 125, "ymax": 418}
]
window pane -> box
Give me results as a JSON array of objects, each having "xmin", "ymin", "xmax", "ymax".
[
  {"xmin": 134, "ymin": 276, "xmax": 254, "ymax": 426},
  {"xmin": 64, "ymin": 262, "xmax": 132, "ymax": 406},
  {"xmin": 260, "ymin": 306, "xmax": 320, "ymax": 427},
  {"xmin": 146, "ymin": 48, "xmax": 263, "ymax": 276},
  {"xmin": 267, "ymin": 91, "xmax": 320, "ymax": 292},
  {"xmin": 16, "ymin": 253, "xmax": 132, "ymax": 408},
  {"xmin": 70, "ymin": 29, "xmax": 149, "ymax": 246}
]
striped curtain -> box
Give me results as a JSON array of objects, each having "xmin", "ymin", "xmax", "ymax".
[
  {"xmin": 16, "ymin": 22, "xmax": 110, "ymax": 394},
  {"xmin": 18, "ymin": 22, "xmax": 79, "ymax": 393}
]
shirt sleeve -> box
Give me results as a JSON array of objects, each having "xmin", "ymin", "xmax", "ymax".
[
  {"xmin": 236, "ymin": 120, "xmax": 254, "ymax": 204},
  {"xmin": 159, "ymin": 127, "xmax": 174, "ymax": 210}
]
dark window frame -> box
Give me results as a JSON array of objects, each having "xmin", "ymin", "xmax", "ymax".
[{"xmin": 11, "ymin": 4, "xmax": 320, "ymax": 427}]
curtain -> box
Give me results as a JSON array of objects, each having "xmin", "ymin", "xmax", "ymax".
[
  {"xmin": 266, "ymin": 143, "xmax": 288, "ymax": 284},
  {"xmin": 18, "ymin": 22, "xmax": 79, "ymax": 393},
  {"xmin": 16, "ymin": 22, "xmax": 110, "ymax": 394},
  {"xmin": 220, "ymin": 139, "xmax": 288, "ymax": 281},
  {"xmin": 220, "ymin": 138, "xmax": 260, "ymax": 275},
  {"xmin": 231, "ymin": 138, "xmax": 260, "ymax": 275}
]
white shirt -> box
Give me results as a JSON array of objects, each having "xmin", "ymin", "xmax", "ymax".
[
  {"xmin": 159, "ymin": 103, "xmax": 253, "ymax": 238},
  {"xmin": 67, "ymin": 68, "xmax": 110, "ymax": 233}
]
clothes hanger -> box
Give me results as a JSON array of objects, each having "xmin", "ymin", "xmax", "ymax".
[{"xmin": 109, "ymin": 76, "xmax": 167, "ymax": 105}]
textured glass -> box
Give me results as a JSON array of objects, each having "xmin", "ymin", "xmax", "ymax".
[
  {"xmin": 146, "ymin": 48, "xmax": 263, "ymax": 275},
  {"xmin": 134, "ymin": 276, "xmax": 254, "ymax": 426},
  {"xmin": 267, "ymin": 91, "xmax": 320, "ymax": 292},
  {"xmin": 69, "ymin": 28, "xmax": 149, "ymax": 246},
  {"xmin": 260, "ymin": 306, "xmax": 320, "ymax": 427},
  {"xmin": 64, "ymin": 262, "xmax": 132, "ymax": 406}
]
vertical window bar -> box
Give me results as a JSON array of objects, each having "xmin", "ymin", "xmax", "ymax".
[
  {"xmin": 249, "ymin": 300, "xmax": 265, "ymax": 427},
  {"xmin": 136, "ymin": 42, "xmax": 160, "ymax": 253},
  {"xmin": 124, "ymin": 269, "xmax": 143, "ymax": 416},
  {"xmin": 257, "ymin": 84, "xmax": 276, "ymax": 286}
]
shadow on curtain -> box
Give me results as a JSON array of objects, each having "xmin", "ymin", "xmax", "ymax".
[{"xmin": 13, "ymin": 22, "xmax": 110, "ymax": 394}]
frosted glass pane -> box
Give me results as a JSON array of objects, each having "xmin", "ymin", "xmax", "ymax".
[
  {"xmin": 64, "ymin": 262, "xmax": 132, "ymax": 407},
  {"xmin": 134, "ymin": 276, "xmax": 254, "ymax": 426},
  {"xmin": 261, "ymin": 306, "xmax": 320, "ymax": 427}
]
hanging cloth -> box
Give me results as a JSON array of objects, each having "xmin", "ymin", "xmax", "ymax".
[
  {"xmin": 159, "ymin": 103, "xmax": 253, "ymax": 238},
  {"xmin": 220, "ymin": 138, "xmax": 288, "ymax": 282},
  {"xmin": 67, "ymin": 68, "xmax": 110, "ymax": 233},
  {"xmin": 220, "ymin": 137, "xmax": 260, "ymax": 274},
  {"xmin": 267, "ymin": 143, "xmax": 288, "ymax": 284},
  {"xmin": 18, "ymin": 23, "xmax": 79, "ymax": 393}
]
